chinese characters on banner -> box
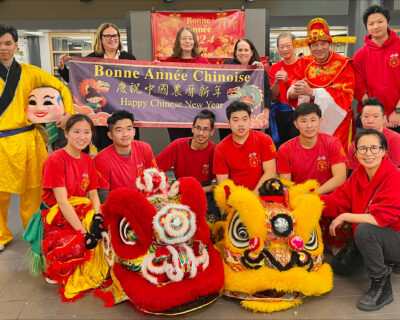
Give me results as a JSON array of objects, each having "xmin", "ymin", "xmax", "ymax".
[
  {"xmin": 150, "ymin": 11, "xmax": 245, "ymax": 60},
  {"xmin": 69, "ymin": 57, "xmax": 266, "ymax": 128}
]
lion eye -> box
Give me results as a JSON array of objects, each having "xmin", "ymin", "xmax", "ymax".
[
  {"xmin": 304, "ymin": 229, "xmax": 318, "ymax": 251},
  {"xmin": 119, "ymin": 217, "xmax": 137, "ymax": 245},
  {"xmin": 271, "ymin": 214, "xmax": 293, "ymax": 237},
  {"xmin": 229, "ymin": 211, "xmax": 249, "ymax": 248}
]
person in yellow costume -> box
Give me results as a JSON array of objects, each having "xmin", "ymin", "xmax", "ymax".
[{"xmin": 0, "ymin": 25, "xmax": 74, "ymax": 252}]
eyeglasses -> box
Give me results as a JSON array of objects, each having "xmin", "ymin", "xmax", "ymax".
[
  {"xmin": 193, "ymin": 126, "xmax": 211, "ymax": 133},
  {"xmin": 278, "ymin": 45, "xmax": 293, "ymax": 50},
  {"xmin": 180, "ymin": 37, "xmax": 194, "ymax": 41},
  {"xmin": 102, "ymin": 34, "xmax": 119, "ymax": 40},
  {"xmin": 355, "ymin": 145, "xmax": 383, "ymax": 155}
]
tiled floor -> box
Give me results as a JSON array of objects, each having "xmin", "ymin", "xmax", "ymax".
[{"xmin": 1, "ymin": 195, "xmax": 399, "ymax": 320}]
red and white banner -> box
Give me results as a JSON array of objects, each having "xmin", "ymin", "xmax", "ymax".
[{"xmin": 151, "ymin": 11, "xmax": 245, "ymax": 61}]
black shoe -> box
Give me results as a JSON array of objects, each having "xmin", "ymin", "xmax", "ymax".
[
  {"xmin": 357, "ymin": 273, "xmax": 394, "ymax": 311},
  {"xmin": 387, "ymin": 261, "xmax": 400, "ymax": 274},
  {"xmin": 331, "ymin": 239, "xmax": 363, "ymax": 276}
]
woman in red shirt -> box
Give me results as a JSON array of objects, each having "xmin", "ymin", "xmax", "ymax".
[
  {"xmin": 27, "ymin": 114, "xmax": 105, "ymax": 300},
  {"xmin": 323, "ymin": 129, "xmax": 400, "ymax": 312},
  {"xmin": 164, "ymin": 27, "xmax": 209, "ymax": 142}
]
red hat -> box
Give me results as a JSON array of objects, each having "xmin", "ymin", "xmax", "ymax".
[{"xmin": 306, "ymin": 18, "xmax": 332, "ymax": 45}]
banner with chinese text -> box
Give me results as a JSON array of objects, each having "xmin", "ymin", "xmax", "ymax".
[
  {"xmin": 151, "ymin": 11, "xmax": 245, "ymax": 60},
  {"xmin": 69, "ymin": 57, "xmax": 266, "ymax": 128}
]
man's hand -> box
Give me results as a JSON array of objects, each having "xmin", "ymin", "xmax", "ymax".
[
  {"xmin": 275, "ymin": 69, "xmax": 289, "ymax": 83},
  {"xmin": 293, "ymin": 79, "xmax": 313, "ymax": 96},
  {"xmin": 388, "ymin": 111, "xmax": 400, "ymax": 128}
]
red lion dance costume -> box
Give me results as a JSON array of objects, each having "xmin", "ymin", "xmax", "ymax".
[{"xmin": 95, "ymin": 168, "xmax": 224, "ymax": 315}]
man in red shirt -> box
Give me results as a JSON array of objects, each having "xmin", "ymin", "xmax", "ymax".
[
  {"xmin": 347, "ymin": 98, "xmax": 400, "ymax": 170},
  {"xmin": 94, "ymin": 110, "xmax": 156, "ymax": 203},
  {"xmin": 353, "ymin": 5, "xmax": 400, "ymax": 132},
  {"xmin": 156, "ymin": 110, "xmax": 219, "ymax": 219},
  {"xmin": 268, "ymin": 33, "xmax": 301, "ymax": 146},
  {"xmin": 288, "ymin": 18, "xmax": 356, "ymax": 150},
  {"xmin": 278, "ymin": 102, "xmax": 347, "ymax": 195},
  {"xmin": 214, "ymin": 101, "xmax": 276, "ymax": 195}
]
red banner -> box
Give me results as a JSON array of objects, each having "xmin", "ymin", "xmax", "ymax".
[{"xmin": 151, "ymin": 11, "xmax": 245, "ymax": 60}]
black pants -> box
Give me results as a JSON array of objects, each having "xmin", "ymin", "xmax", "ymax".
[
  {"xmin": 206, "ymin": 192, "xmax": 220, "ymax": 217},
  {"xmin": 355, "ymin": 223, "xmax": 400, "ymax": 278},
  {"xmin": 274, "ymin": 110, "xmax": 299, "ymax": 148}
]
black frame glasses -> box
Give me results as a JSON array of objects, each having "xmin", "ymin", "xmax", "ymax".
[{"xmin": 355, "ymin": 146, "xmax": 383, "ymax": 155}]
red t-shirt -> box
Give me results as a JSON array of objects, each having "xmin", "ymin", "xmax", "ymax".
[
  {"xmin": 269, "ymin": 59, "xmax": 304, "ymax": 109},
  {"xmin": 277, "ymin": 133, "xmax": 347, "ymax": 185},
  {"xmin": 164, "ymin": 56, "xmax": 209, "ymax": 64},
  {"xmin": 213, "ymin": 130, "xmax": 276, "ymax": 190},
  {"xmin": 347, "ymin": 128, "xmax": 400, "ymax": 170},
  {"xmin": 94, "ymin": 141, "xmax": 156, "ymax": 190},
  {"xmin": 42, "ymin": 149, "xmax": 99, "ymax": 207},
  {"xmin": 156, "ymin": 137, "xmax": 215, "ymax": 183}
]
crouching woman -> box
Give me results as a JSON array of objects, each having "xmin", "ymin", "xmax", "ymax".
[
  {"xmin": 24, "ymin": 114, "xmax": 108, "ymax": 301},
  {"xmin": 322, "ymin": 129, "xmax": 400, "ymax": 311}
]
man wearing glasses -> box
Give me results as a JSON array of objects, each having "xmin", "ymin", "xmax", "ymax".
[
  {"xmin": 347, "ymin": 97, "xmax": 400, "ymax": 171},
  {"xmin": 156, "ymin": 110, "xmax": 219, "ymax": 221},
  {"xmin": 268, "ymin": 33, "xmax": 301, "ymax": 146}
]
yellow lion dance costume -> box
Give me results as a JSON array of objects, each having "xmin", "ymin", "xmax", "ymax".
[{"xmin": 212, "ymin": 178, "xmax": 333, "ymax": 312}]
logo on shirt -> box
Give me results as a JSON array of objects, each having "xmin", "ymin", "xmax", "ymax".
[
  {"xmin": 202, "ymin": 164, "xmax": 210, "ymax": 176},
  {"xmin": 249, "ymin": 152, "xmax": 260, "ymax": 167},
  {"xmin": 81, "ymin": 173, "xmax": 90, "ymax": 191},
  {"xmin": 316, "ymin": 156, "xmax": 328, "ymax": 172},
  {"xmin": 389, "ymin": 53, "xmax": 400, "ymax": 68}
]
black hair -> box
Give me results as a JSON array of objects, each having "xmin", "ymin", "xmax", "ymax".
[
  {"xmin": 363, "ymin": 5, "xmax": 390, "ymax": 27},
  {"xmin": 65, "ymin": 114, "xmax": 94, "ymax": 133},
  {"xmin": 0, "ymin": 24, "xmax": 18, "ymax": 42},
  {"xmin": 355, "ymin": 128, "xmax": 387, "ymax": 151},
  {"xmin": 233, "ymin": 38, "xmax": 261, "ymax": 65},
  {"xmin": 107, "ymin": 110, "xmax": 135, "ymax": 131},
  {"xmin": 293, "ymin": 102, "xmax": 322, "ymax": 120},
  {"xmin": 277, "ymin": 33, "xmax": 295, "ymax": 47},
  {"xmin": 226, "ymin": 101, "xmax": 252, "ymax": 120},
  {"xmin": 362, "ymin": 97, "xmax": 386, "ymax": 116},
  {"xmin": 193, "ymin": 109, "xmax": 216, "ymax": 129}
]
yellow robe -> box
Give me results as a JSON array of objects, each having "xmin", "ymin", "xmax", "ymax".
[{"xmin": 0, "ymin": 63, "xmax": 74, "ymax": 193}]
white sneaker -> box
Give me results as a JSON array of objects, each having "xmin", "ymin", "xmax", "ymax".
[
  {"xmin": 45, "ymin": 277, "xmax": 58, "ymax": 285},
  {"xmin": 0, "ymin": 244, "xmax": 4, "ymax": 252}
]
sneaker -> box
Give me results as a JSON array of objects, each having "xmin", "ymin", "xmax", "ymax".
[
  {"xmin": 0, "ymin": 244, "xmax": 4, "ymax": 252},
  {"xmin": 358, "ymin": 273, "xmax": 394, "ymax": 311},
  {"xmin": 331, "ymin": 238, "xmax": 363, "ymax": 276},
  {"xmin": 45, "ymin": 277, "xmax": 58, "ymax": 285}
]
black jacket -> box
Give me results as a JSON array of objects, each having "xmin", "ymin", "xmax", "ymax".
[{"xmin": 57, "ymin": 51, "xmax": 136, "ymax": 83}]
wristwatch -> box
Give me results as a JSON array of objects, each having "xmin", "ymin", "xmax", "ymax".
[{"xmin": 395, "ymin": 108, "xmax": 400, "ymax": 114}]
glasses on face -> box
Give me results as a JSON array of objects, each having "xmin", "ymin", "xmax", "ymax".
[
  {"xmin": 193, "ymin": 126, "xmax": 211, "ymax": 133},
  {"xmin": 355, "ymin": 145, "xmax": 382, "ymax": 155},
  {"xmin": 180, "ymin": 37, "xmax": 194, "ymax": 41},
  {"xmin": 102, "ymin": 34, "xmax": 119, "ymax": 40},
  {"xmin": 278, "ymin": 45, "xmax": 293, "ymax": 50}
]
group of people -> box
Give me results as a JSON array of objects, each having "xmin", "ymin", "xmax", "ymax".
[{"xmin": 0, "ymin": 3, "xmax": 399, "ymax": 314}]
